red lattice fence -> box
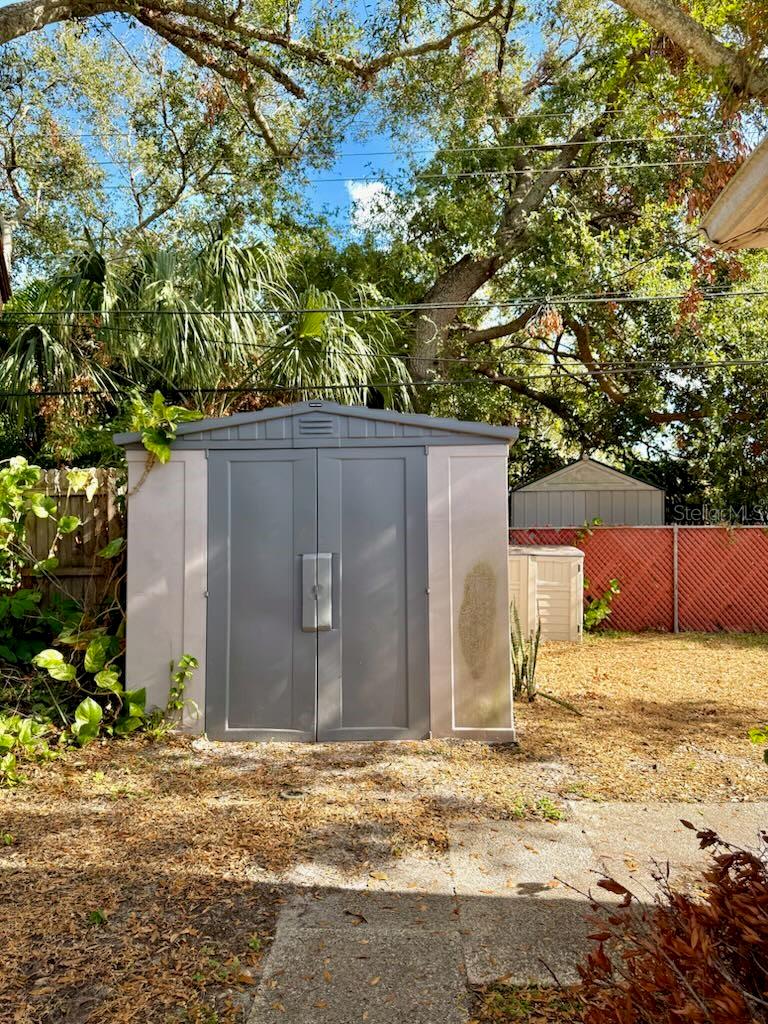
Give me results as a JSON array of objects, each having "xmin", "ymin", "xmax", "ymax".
[{"xmin": 509, "ymin": 526, "xmax": 768, "ymax": 633}]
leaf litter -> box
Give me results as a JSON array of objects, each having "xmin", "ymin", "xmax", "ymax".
[{"xmin": 2, "ymin": 633, "xmax": 766, "ymax": 1022}]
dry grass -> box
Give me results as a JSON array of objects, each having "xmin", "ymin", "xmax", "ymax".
[
  {"xmin": 2, "ymin": 632, "xmax": 766, "ymax": 1022},
  {"xmin": 515, "ymin": 632, "xmax": 768, "ymax": 801},
  {"xmin": 470, "ymin": 984, "xmax": 583, "ymax": 1023},
  {"xmin": 0, "ymin": 739, "xmax": 547, "ymax": 1024}
]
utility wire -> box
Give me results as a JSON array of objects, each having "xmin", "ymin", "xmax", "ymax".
[
  {"xmin": 3, "ymin": 288, "xmax": 768, "ymax": 318},
  {"xmin": 23, "ymin": 131, "xmax": 732, "ymax": 167},
  {"xmin": 2, "ymin": 359, "xmax": 768, "ymax": 401},
  {"xmin": 0, "ymin": 158, "xmax": 711, "ymax": 190},
  {"xmin": 30, "ymin": 109, "xmax": 715, "ymax": 142}
]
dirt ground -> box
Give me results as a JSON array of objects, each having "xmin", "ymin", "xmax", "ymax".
[
  {"xmin": 1, "ymin": 632, "xmax": 766, "ymax": 1023},
  {"xmin": 518, "ymin": 632, "xmax": 768, "ymax": 801}
]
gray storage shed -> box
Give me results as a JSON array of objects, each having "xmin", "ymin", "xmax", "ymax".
[
  {"xmin": 510, "ymin": 456, "xmax": 664, "ymax": 527},
  {"xmin": 115, "ymin": 401, "xmax": 518, "ymax": 742}
]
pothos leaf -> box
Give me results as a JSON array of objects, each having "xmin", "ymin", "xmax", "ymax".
[{"xmin": 97, "ymin": 537, "xmax": 125, "ymax": 559}]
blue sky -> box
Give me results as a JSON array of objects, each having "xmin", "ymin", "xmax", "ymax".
[
  {"xmin": 0, "ymin": 0, "xmax": 418, "ymax": 237},
  {"xmin": 0, "ymin": 0, "xmax": 421, "ymax": 238}
]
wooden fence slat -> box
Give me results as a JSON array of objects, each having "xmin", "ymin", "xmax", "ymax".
[{"xmin": 22, "ymin": 468, "xmax": 124, "ymax": 609}]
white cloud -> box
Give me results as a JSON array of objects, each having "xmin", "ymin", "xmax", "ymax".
[{"xmin": 346, "ymin": 181, "xmax": 397, "ymax": 235}]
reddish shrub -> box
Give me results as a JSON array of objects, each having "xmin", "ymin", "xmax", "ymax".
[{"xmin": 578, "ymin": 824, "xmax": 768, "ymax": 1024}]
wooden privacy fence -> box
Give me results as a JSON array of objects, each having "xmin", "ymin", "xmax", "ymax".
[
  {"xmin": 22, "ymin": 469, "xmax": 123, "ymax": 608},
  {"xmin": 509, "ymin": 525, "xmax": 768, "ymax": 633}
]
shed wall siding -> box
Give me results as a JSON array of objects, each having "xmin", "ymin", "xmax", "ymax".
[
  {"xmin": 125, "ymin": 449, "xmax": 207, "ymax": 731},
  {"xmin": 511, "ymin": 488, "xmax": 664, "ymax": 527},
  {"xmin": 427, "ymin": 445, "xmax": 514, "ymax": 740}
]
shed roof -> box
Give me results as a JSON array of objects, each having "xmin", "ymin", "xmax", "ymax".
[
  {"xmin": 114, "ymin": 400, "xmax": 519, "ymax": 449},
  {"xmin": 513, "ymin": 456, "xmax": 662, "ymax": 493},
  {"xmin": 509, "ymin": 545, "xmax": 583, "ymax": 558},
  {"xmin": 700, "ymin": 135, "xmax": 768, "ymax": 250}
]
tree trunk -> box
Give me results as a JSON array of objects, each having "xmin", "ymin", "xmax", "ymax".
[
  {"xmin": 411, "ymin": 254, "xmax": 498, "ymax": 378},
  {"xmin": 613, "ymin": 0, "xmax": 768, "ymax": 99}
]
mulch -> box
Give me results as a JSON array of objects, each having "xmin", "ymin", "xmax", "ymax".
[
  {"xmin": 2, "ymin": 632, "xmax": 766, "ymax": 1022},
  {"xmin": 514, "ymin": 632, "xmax": 768, "ymax": 801}
]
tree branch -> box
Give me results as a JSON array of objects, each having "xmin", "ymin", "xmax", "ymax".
[
  {"xmin": 137, "ymin": 10, "xmax": 307, "ymax": 98},
  {"xmin": 612, "ymin": 0, "xmax": 768, "ymax": 99},
  {"xmin": 461, "ymin": 307, "xmax": 540, "ymax": 343}
]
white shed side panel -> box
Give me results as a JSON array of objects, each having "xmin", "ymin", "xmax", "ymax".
[
  {"xmin": 427, "ymin": 446, "xmax": 514, "ymax": 740},
  {"xmin": 125, "ymin": 449, "xmax": 207, "ymax": 731},
  {"xmin": 507, "ymin": 554, "xmax": 529, "ymax": 635}
]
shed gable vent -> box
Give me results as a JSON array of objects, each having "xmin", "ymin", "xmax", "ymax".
[{"xmin": 297, "ymin": 414, "xmax": 336, "ymax": 437}]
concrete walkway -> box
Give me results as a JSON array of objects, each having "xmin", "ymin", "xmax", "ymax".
[{"xmin": 248, "ymin": 802, "xmax": 767, "ymax": 1023}]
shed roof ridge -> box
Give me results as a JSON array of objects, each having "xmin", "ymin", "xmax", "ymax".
[{"xmin": 113, "ymin": 399, "xmax": 519, "ymax": 445}]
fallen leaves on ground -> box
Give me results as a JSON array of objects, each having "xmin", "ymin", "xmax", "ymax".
[
  {"xmin": 471, "ymin": 984, "xmax": 584, "ymax": 1023},
  {"xmin": 2, "ymin": 632, "xmax": 766, "ymax": 1022},
  {"xmin": 516, "ymin": 632, "xmax": 768, "ymax": 801},
  {"xmin": 0, "ymin": 736, "xmax": 544, "ymax": 1023}
]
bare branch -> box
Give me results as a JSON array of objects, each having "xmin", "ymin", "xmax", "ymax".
[{"xmin": 461, "ymin": 307, "xmax": 540, "ymax": 344}]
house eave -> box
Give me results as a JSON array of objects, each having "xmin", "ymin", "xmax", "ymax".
[{"xmin": 700, "ymin": 136, "xmax": 768, "ymax": 250}]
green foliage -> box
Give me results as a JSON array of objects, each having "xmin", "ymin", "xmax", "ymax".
[
  {"xmin": 0, "ymin": 234, "xmax": 413, "ymax": 462},
  {"xmin": 584, "ymin": 578, "xmax": 621, "ymax": 632},
  {"xmin": 97, "ymin": 537, "xmax": 125, "ymax": 559},
  {"xmin": 748, "ymin": 725, "xmax": 768, "ymax": 765},
  {"xmin": 129, "ymin": 391, "xmax": 203, "ymax": 464},
  {"xmin": 71, "ymin": 697, "xmax": 103, "ymax": 746},
  {"xmin": 510, "ymin": 604, "xmax": 541, "ymax": 701},
  {"xmin": 0, "ymin": 451, "xmax": 195, "ymax": 785},
  {"xmin": 146, "ymin": 655, "xmax": 200, "ymax": 739},
  {"xmin": 0, "ymin": 713, "xmax": 56, "ymax": 786}
]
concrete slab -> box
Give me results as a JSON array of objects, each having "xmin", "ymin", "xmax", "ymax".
[
  {"xmin": 248, "ymin": 802, "xmax": 768, "ymax": 1018},
  {"xmin": 280, "ymin": 888, "xmax": 458, "ymax": 934},
  {"xmin": 449, "ymin": 819, "xmax": 597, "ymax": 898},
  {"xmin": 568, "ymin": 801, "xmax": 768, "ymax": 893},
  {"xmin": 448, "ymin": 819, "xmax": 628, "ymax": 985},
  {"xmin": 248, "ymin": 926, "xmax": 469, "ymax": 1024},
  {"xmin": 457, "ymin": 895, "xmax": 599, "ymax": 986}
]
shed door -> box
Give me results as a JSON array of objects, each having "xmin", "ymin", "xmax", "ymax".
[
  {"xmin": 206, "ymin": 447, "xmax": 428, "ymax": 741},
  {"xmin": 207, "ymin": 450, "xmax": 318, "ymax": 741},
  {"xmin": 532, "ymin": 555, "xmax": 581, "ymax": 641},
  {"xmin": 316, "ymin": 448, "xmax": 429, "ymax": 741}
]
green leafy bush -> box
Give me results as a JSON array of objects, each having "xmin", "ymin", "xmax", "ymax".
[
  {"xmin": 583, "ymin": 578, "xmax": 620, "ymax": 632},
  {"xmin": 0, "ymin": 413, "xmax": 203, "ymax": 785}
]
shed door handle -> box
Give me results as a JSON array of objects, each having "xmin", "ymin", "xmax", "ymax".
[{"xmin": 302, "ymin": 553, "xmax": 333, "ymax": 632}]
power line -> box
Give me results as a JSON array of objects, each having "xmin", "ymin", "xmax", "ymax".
[
  {"xmin": 23, "ymin": 131, "xmax": 732, "ymax": 168},
  {"xmin": 3, "ymin": 287, "xmax": 768, "ymax": 318},
  {"xmin": 2, "ymin": 358, "xmax": 768, "ymax": 401},
  {"xmin": 32, "ymin": 108, "xmax": 709, "ymax": 141},
  {"xmin": 0, "ymin": 159, "xmax": 712, "ymax": 193}
]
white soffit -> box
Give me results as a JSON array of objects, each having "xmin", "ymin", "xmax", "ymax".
[{"xmin": 700, "ymin": 136, "xmax": 768, "ymax": 250}]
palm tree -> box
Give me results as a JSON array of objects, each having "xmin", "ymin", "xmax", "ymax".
[{"xmin": 0, "ymin": 227, "xmax": 412, "ymax": 429}]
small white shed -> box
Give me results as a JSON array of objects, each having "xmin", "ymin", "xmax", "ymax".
[
  {"xmin": 510, "ymin": 456, "xmax": 664, "ymax": 527},
  {"xmin": 508, "ymin": 545, "xmax": 584, "ymax": 642}
]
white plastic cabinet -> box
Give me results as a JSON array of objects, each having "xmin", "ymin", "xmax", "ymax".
[{"xmin": 508, "ymin": 545, "xmax": 584, "ymax": 642}]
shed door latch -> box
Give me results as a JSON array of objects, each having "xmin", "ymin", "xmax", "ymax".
[{"xmin": 301, "ymin": 553, "xmax": 333, "ymax": 631}]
